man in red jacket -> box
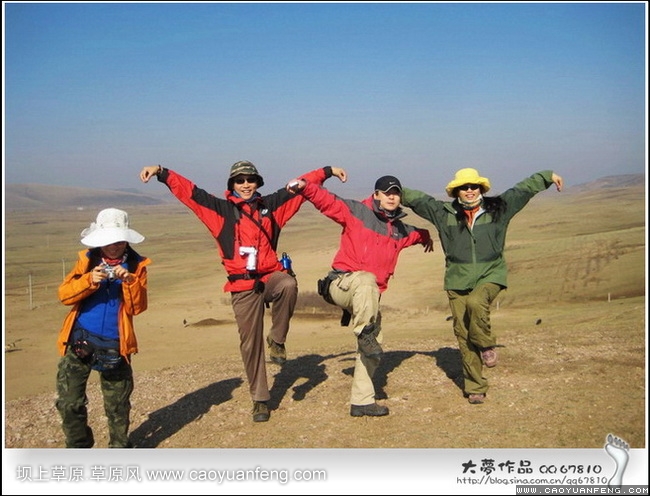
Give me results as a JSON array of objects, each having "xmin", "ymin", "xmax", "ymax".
[
  {"xmin": 286, "ymin": 175, "xmax": 433, "ymax": 417},
  {"xmin": 140, "ymin": 162, "xmax": 346, "ymax": 422}
]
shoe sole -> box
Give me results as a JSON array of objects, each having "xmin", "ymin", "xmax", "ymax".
[
  {"xmin": 350, "ymin": 408, "xmax": 389, "ymax": 417},
  {"xmin": 357, "ymin": 334, "xmax": 383, "ymax": 358},
  {"xmin": 483, "ymin": 358, "xmax": 497, "ymax": 368},
  {"xmin": 481, "ymin": 349, "xmax": 498, "ymax": 368},
  {"xmin": 357, "ymin": 344, "xmax": 383, "ymax": 360}
]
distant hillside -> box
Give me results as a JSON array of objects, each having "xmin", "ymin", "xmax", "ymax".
[
  {"xmin": 3, "ymin": 173, "xmax": 645, "ymax": 211},
  {"xmin": 570, "ymin": 173, "xmax": 644, "ymax": 191},
  {"xmin": 4, "ymin": 183, "xmax": 170, "ymax": 211}
]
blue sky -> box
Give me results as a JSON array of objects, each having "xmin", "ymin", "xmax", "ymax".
[{"xmin": 3, "ymin": 2, "xmax": 647, "ymax": 196}]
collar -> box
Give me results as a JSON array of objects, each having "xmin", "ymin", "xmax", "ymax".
[
  {"xmin": 457, "ymin": 194, "xmax": 483, "ymax": 210},
  {"xmin": 367, "ymin": 196, "xmax": 407, "ymax": 221},
  {"xmin": 227, "ymin": 190, "xmax": 262, "ymax": 205}
]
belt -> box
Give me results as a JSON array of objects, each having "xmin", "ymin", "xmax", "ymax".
[{"xmin": 227, "ymin": 271, "xmax": 271, "ymax": 282}]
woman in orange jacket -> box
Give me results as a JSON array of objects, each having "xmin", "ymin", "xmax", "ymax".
[{"xmin": 55, "ymin": 208, "xmax": 150, "ymax": 448}]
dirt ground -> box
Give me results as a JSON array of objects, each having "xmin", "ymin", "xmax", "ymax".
[
  {"xmin": 3, "ymin": 181, "xmax": 647, "ymax": 449},
  {"xmin": 4, "ymin": 296, "xmax": 646, "ymax": 449}
]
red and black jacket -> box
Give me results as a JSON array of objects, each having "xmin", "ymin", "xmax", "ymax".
[
  {"xmin": 158, "ymin": 166, "xmax": 334, "ymax": 292},
  {"xmin": 301, "ymin": 181, "xmax": 431, "ymax": 293}
]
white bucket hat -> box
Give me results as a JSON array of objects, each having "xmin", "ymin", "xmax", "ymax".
[{"xmin": 80, "ymin": 208, "xmax": 144, "ymax": 248}]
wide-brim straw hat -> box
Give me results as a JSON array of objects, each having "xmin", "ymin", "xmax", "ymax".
[
  {"xmin": 80, "ymin": 208, "xmax": 144, "ymax": 248},
  {"xmin": 445, "ymin": 168, "xmax": 491, "ymax": 197}
]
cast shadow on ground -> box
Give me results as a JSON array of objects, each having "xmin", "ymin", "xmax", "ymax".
[
  {"xmin": 129, "ymin": 377, "xmax": 243, "ymax": 448},
  {"xmin": 268, "ymin": 351, "xmax": 355, "ymax": 409},
  {"xmin": 417, "ymin": 347, "xmax": 464, "ymax": 390},
  {"xmin": 341, "ymin": 347, "xmax": 464, "ymax": 398}
]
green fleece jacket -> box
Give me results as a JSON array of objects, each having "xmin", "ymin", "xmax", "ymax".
[{"xmin": 401, "ymin": 170, "xmax": 556, "ymax": 291}]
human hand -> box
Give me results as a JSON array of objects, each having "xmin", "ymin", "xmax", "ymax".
[
  {"xmin": 423, "ymin": 238, "xmax": 434, "ymax": 253},
  {"xmin": 551, "ymin": 173, "xmax": 563, "ymax": 192},
  {"xmin": 286, "ymin": 178, "xmax": 306, "ymax": 193},
  {"xmin": 140, "ymin": 165, "xmax": 161, "ymax": 183},
  {"xmin": 111, "ymin": 264, "xmax": 135, "ymax": 283},
  {"xmin": 331, "ymin": 167, "xmax": 347, "ymax": 183},
  {"xmin": 92, "ymin": 264, "xmax": 134, "ymax": 284},
  {"xmin": 90, "ymin": 266, "xmax": 109, "ymax": 284}
]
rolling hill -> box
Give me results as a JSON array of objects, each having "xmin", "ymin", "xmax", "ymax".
[{"xmin": 4, "ymin": 173, "xmax": 645, "ymax": 211}]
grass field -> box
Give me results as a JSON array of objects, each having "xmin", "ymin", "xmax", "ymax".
[{"xmin": 3, "ymin": 179, "xmax": 646, "ymax": 449}]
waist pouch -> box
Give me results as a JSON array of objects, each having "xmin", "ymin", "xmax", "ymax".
[
  {"xmin": 317, "ymin": 271, "xmax": 352, "ymax": 326},
  {"xmin": 69, "ymin": 327, "xmax": 123, "ymax": 371},
  {"xmin": 317, "ymin": 271, "xmax": 341, "ymax": 305}
]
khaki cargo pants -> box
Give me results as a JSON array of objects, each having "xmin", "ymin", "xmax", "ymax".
[{"xmin": 327, "ymin": 271, "xmax": 383, "ymax": 406}]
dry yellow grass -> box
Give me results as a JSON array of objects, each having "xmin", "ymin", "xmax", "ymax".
[{"xmin": 3, "ymin": 179, "xmax": 646, "ymax": 448}]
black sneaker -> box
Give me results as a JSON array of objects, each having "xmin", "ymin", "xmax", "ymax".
[
  {"xmin": 252, "ymin": 401, "xmax": 270, "ymax": 422},
  {"xmin": 350, "ymin": 403, "xmax": 389, "ymax": 417},
  {"xmin": 266, "ymin": 335, "xmax": 286, "ymax": 365},
  {"xmin": 357, "ymin": 328, "xmax": 382, "ymax": 358}
]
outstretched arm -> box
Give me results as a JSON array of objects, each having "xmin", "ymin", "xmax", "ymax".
[{"xmin": 287, "ymin": 167, "xmax": 347, "ymax": 193}]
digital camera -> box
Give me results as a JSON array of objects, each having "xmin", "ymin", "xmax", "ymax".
[{"xmin": 101, "ymin": 263, "xmax": 117, "ymax": 281}]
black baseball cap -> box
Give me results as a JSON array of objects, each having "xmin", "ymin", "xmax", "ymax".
[{"xmin": 374, "ymin": 175, "xmax": 402, "ymax": 193}]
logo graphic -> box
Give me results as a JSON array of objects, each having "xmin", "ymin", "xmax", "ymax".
[{"xmin": 604, "ymin": 433, "xmax": 629, "ymax": 489}]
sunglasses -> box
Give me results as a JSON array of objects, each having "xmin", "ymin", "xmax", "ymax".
[
  {"xmin": 234, "ymin": 176, "xmax": 258, "ymax": 185},
  {"xmin": 458, "ymin": 184, "xmax": 481, "ymax": 191}
]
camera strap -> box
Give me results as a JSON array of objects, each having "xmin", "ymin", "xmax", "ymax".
[{"xmin": 237, "ymin": 204, "xmax": 278, "ymax": 250}]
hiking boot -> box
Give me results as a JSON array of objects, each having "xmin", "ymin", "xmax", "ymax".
[
  {"xmin": 357, "ymin": 329, "xmax": 383, "ymax": 358},
  {"xmin": 266, "ymin": 335, "xmax": 286, "ymax": 365},
  {"xmin": 468, "ymin": 393, "xmax": 486, "ymax": 405},
  {"xmin": 350, "ymin": 402, "xmax": 389, "ymax": 417},
  {"xmin": 480, "ymin": 347, "xmax": 498, "ymax": 368},
  {"xmin": 252, "ymin": 401, "xmax": 270, "ymax": 422}
]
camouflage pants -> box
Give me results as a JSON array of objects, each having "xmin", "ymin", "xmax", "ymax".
[{"xmin": 55, "ymin": 348, "xmax": 134, "ymax": 448}]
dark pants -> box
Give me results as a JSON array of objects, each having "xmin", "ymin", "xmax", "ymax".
[
  {"xmin": 230, "ymin": 271, "xmax": 297, "ymax": 402},
  {"xmin": 55, "ymin": 348, "xmax": 134, "ymax": 448}
]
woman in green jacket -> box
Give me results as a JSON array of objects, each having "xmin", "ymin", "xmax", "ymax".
[{"xmin": 401, "ymin": 168, "xmax": 563, "ymax": 404}]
